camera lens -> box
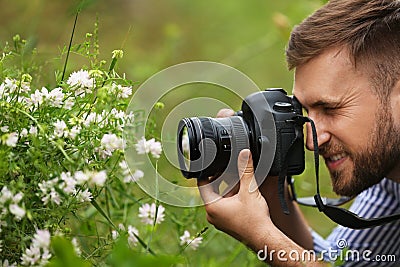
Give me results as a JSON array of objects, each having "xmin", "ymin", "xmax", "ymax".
[{"xmin": 177, "ymin": 116, "xmax": 250, "ymax": 179}]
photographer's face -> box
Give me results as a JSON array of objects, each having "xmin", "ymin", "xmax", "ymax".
[{"xmin": 293, "ymin": 47, "xmax": 400, "ymax": 197}]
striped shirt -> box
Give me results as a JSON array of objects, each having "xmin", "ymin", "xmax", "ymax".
[{"xmin": 312, "ymin": 178, "xmax": 400, "ymax": 266}]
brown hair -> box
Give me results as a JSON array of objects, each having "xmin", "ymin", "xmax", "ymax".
[{"xmin": 286, "ymin": 0, "xmax": 400, "ymax": 99}]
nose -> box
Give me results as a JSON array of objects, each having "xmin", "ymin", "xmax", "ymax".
[{"xmin": 305, "ymin": 119, "xmax": 330, "ymax": 151}]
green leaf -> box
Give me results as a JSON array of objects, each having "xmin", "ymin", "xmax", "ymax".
[
  {"xmin": 107, "ymin": 236, "xmax": 183, "ymax": 267},
  {"xmin": 46, "ymin": 236, "xmax": 91, "ymax": 267}
]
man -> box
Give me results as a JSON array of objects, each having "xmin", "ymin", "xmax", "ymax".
[{"xmin": 198, "ymin": 0, "xmax": 400, "ymax": 266}]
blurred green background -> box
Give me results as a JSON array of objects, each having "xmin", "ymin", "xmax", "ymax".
[{"xmin": 0, "ymin": 0, "xmax": 345, "ymax": 266}]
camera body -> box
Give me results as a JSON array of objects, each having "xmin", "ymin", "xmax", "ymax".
[{"xmin": 177, "ymin": 88, "xmax": 305, "ymax": 180}]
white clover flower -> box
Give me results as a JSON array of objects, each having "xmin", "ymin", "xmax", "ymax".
[
  {"xmin": 20, "ymin": 128, "xmax": 28, "ymax": 137},
  {"xmin": 59, "ymin": 172, "xmax": 76, "ymax": 194},
  {"xmin": 111, "ymin": 230, "xmax": 119, "ymax": 240},
  {"xmin": 135, "ymin": 137, "xmax": 148, "ymax": 155},
  {"xmin": 53, "ymin": 120, "xmax": 67, "ymax": 138},
  {"xmin": 76, "ymin": 189, "xmax": 92, "ymax": 203},
  {"xmin": 38, "ymin": 178, "xmax": 62, "ymax": 205},
  {"xmin": 4, "ymin": 132, "xmax": 18, "ymax": 147},
  {"xmin": 109, "ymin": 83, "xmax": 132, "ymax": 99},
  {"xmin": 21, "ymin": 246, "xmax": 41, "ymax": 266},
  {"xmin": 32, "ymin": 229, "xmax": 51, "ymax": 248},
  {"xmin": 67, "ymin": 70, "xmax": 95, "ymax": 97},
  {"xmin": 82, "ymin": 112, "xmax": 97, "ymax": 127},
  {"xmin": 99, "ymin": 133, "xmax": 126, "ymax": 158},
  {"xmin": 119, "ymin": 161, "xmax": 144, "ymax": 183},
  {"xmin": 63, "ymin": 98, "xmax": 75, "ymax": 110},
  {"xmin": 1, "ymin": 78, "xmax": 18, "ymax": 95},
  {"xmin": 74, "ymin": 171, "xmax": 89, "ymax": 185},
  {"xmin": 21, "ymin": 229, "xmax": 52, "ymax": 266},
  {"xmin": 127, "ymin": 225, "xmax": 139, "ymax": 247},
  {"xmin": 67, "ymin": 125, "xmax": 81, "ymax": 139},
  {"xmin": 118, "ymin": 223, "xmax": 126, "ymax": 231},
  {"xmin": 0, "ymin": 259, "xmax": 17, "ymax": 267},
  {"xmin": 135, "ymin": 137, "xmax": 162, "ymax": 158},
  {"xmin": 0, "ymin": 126, "xmax": 9, "ymax": 133},
  {"xmin": 12, "ymin": 192, "xmax": 23, "ymax": 203},
  {"xmin": 71, "ymin": 238, "xmax": 81, "ymax": 256},
  {"xmin": 90, "ymin": 170, "xmax": 107, "ymax": 187},
  {"xmin": 0, "ymin": 187, "xmax": 12, "ymax": 204},
  {"xmin": 29, "ymin": 89, "xmax": 44, "ymax": 107},
  {"xmin": 138, "ymin": 203, "xmax": 165, "ymax": 225},
  {"xmin": 9, "ymin": 204, "xmax": 26, "ymax": 221},
  {"xmin": 29, "ymin": 125, "xmax": 38, "ymax": 136},
  {"xmin": 47, "ymin": 87, "xmax": 64, "ymax": 107},
  {"xmin": 179, "ymin": 230, "xmax": 203, "ymax": 250},
  {"xmin": 124, "ymin": 169, "xmax": 144, "ymax": 183},
  {"xmin": 147, "ymin": 138, "xmax": 162, "ymax": 158}
]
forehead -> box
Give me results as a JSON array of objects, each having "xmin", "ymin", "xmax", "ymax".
[{"xmin": 293, "ymin": 47, "xmax": 370, "ymax": 106}]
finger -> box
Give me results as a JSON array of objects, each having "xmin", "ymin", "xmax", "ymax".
[
  {"xmin": 197, "ymin": 178, "xmax": 222, "ymax": 204},
  {"xmin": 216, "ymin": 108, "xmax": 234, "ymax": 118},
  {"xmin": 237, "ymin": 149, "xmax": 258, "ymax": 195}
]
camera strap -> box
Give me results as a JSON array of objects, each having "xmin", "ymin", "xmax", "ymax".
[{"xmin": 293, "ymin": 116, "xmax": 400, "ymax": 229}]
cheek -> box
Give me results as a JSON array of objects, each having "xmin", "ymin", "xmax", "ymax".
[{"xmin": 329, "ymin": 116, "xmax": 374, "ymax": 152}]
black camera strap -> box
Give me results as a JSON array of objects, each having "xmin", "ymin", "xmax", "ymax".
[{"xmin": 293, "ymin": 116, "xmax": 400, "ymax": 229}]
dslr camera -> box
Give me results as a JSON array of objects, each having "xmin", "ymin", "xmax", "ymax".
[{"xmin": 177, "ymin": 88, "xmax": 305, "ymax": 182}]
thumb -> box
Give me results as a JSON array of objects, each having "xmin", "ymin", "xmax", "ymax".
[{"xmin": 238, "ymin": 149, "xmax": 258, "ymax": 195}]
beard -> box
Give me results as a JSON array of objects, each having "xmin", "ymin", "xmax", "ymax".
[{"xmin": 320, "ymin": 106, "xmax": 400, "ymax": 197}]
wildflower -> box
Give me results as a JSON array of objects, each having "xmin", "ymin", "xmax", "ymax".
[
  {"xmin": 90, "ymin": 170, "xmax": 107, "ymax": 187},
  {"xmin": 63, "ymin": 98, "xmax": 75, "ymax": 110},
  {"xmin": 71, "ymin": 238, "xmax": 81, "ymax": 256},
  {"xmin": 74, "ymin": 171, "xmax": 89, "ymax": 184},
  {"xmin": 111, "ymin": 230, "xmax": 119, "ymax": 240},
  {"xmin": 127, "ymin": 225, "xmax": 139, "ymax": 247},
  {"xmin": 9, "ymin": 204, "xmax": 26, "ymax": 221},
  {"xmin": 29, "ymin": 89, "xmax": 44, "ymax": 107},
  {"xmin": 147, "ymin": 138, "xmax": 162, "ymax": 158},
  {"xmin": 4, "ymin": 132, "xmax": 18, "ymax": 147},
  {"xmin": 0, "ymin": 126, "xmax": 9, "ymax": 132},
  {"xmin": 82, "ymin": 112, "xmax": 97, "ymax": 127},
  {"xmin": 180, "ymin": 230, "xmax": 203, "ymax": 250},
  {"xmin": 38, "ymin": 178, "xmax": 62, "ymax": 205},
  {"xmin": 59, "ymin": 172, "xmax": 76, "ymax": 194},
  {"xmin": 0, "ymin": 78, "xmax": 18, "ymax": 95},
  {"xmin": 0, "ymin": 259, "xmax": 17, "ymax": 267},
  {"xmin": 29, "ymin": 125, "xmax": 38, "ymax": 136},
  {"xmin": 75, "ymin": 188, "xmax": 92, "ymax": 203},
  {"xmin": 119, "ymin": 160, "xmax": 144, "ymax": 183},
  {"xmin": 138, "ymin": 203, "xmax": 165, "ymax": 225},
  {"xmin": 53, "ymin": 120, "xmax": 67, "ymax": 138},
  {"xmin": 67, "ymin": 125, "xmax": 81, "ymax": 139},
  {"xmin": 99, "ymin": 133, "xmax": 125, "ymax": 158},
  {"xmin": 32, "ymin": 230, "xmax": 51, "ymax": 248},
  {"xmin": 47, "ymin": 87, "xmax": 64, "ymax": 107},
  {"xmin": 124, "ymin": 169, "xmax": 144, "ymax": 183},
  {"xmin": 21, "ymin": 229, "xmax": 52, "ymax": 266},
  {"xmin": 66, "ymin": 70, "xmax": 95, "ymax": 97},
  {"xmin": 109, "ymin": 83, "xmax": 132, "ymax": 99},
  {"xmin": 0, "ymin": 187, "xmax": 13, "ymax": 203},
  {"xmin": 135, "ymin": 137, "xmax": 162, "ymax": 158},
  {"xmin": 20, "ymin": 128, "xmax": 28, "ymax": 137}
]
